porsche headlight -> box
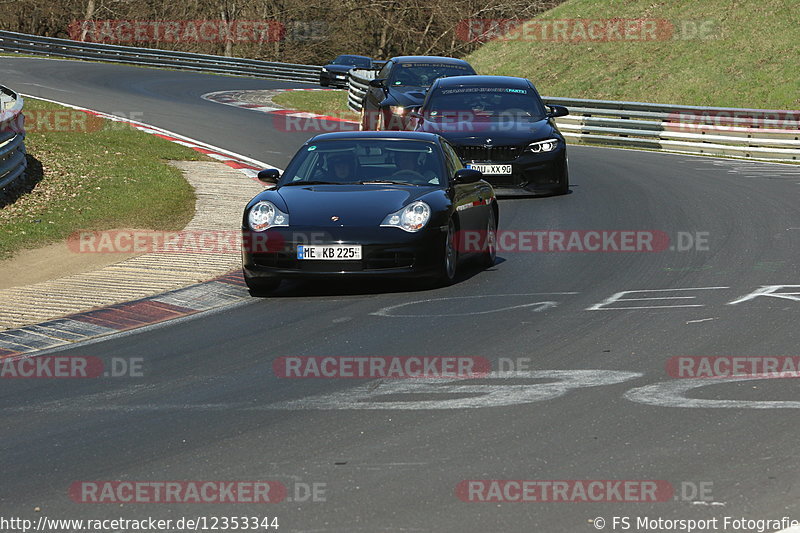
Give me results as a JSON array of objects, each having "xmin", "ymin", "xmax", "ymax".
[
  {"xmin": 527, "ymin": 138, "xmax": 559, "ymax": 153},
  {"xmin": 321, "ymin": 67, "xmax": 329, "ymax": 72},
  {"xmin": 381, "ymin": 201, "xmax": 431, "ymax": 232},
  {"xmin": 248, "ymin": 201, "xmax": 289, "ymax": 232}
]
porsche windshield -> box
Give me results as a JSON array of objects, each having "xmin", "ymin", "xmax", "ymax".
[{"xmin": 279, "ymin": 140, "xmax": 445, "ymax": 186}]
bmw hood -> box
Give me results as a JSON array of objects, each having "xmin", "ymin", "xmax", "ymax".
[
  {"xmin": 418, "ymin": 117, "xmax": 559, "ymax": 145},
  {"xmin": 385, "ymin": 86, "xmax": 429, "ymax": 107},
  {"xmin": 275, "ymin": 185, "xmax": 437, "ymax": 226}
]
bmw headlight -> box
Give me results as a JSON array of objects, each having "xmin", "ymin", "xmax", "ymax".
[
  {"xmin": 389, "ymin": 105, "xmax": 407, "ymax": 116},
  {"xmin": 248, "ymin": 201, "xmax": 289, "ymax": 232},
  {"xmin": 381, "ymin": 201, "xmax": 431, "ymax": 232},
  {"xmin": 527, "ymin": 138, "xmax": 559, "ymax": 153}
]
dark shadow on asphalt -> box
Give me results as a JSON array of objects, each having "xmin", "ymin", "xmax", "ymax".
[
  {"xmin": 495, "ymin": 187, "xmax": 573, "ymax": 200},
  {"xmin": 250, "ymin": 257, "xmax": 505, "ymax": 299}
]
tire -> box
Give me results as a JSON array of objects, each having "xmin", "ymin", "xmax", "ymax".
[
  {"xmin": 245, "ymin": 276, "xmax": 281, "ymax": 295},
  {"xmin": 556, "ymin": 165, "xmax": 570, "ymax": 195},
  {"xmin": 481, "ymin": 208, "xmax": 497, "ymax": 268},
  {"xmin": 432, "ymin": 218, "xmax": 458, "ymax": 286}
]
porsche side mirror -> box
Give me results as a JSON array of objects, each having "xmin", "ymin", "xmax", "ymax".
[
  {"xmin": 547, "ymin": 105, "xmax": 569, "ymax": 118},
  {"xmin": 257, "ymin": 169, "xmax": 280, "ymax": 185},
  {"xmin": 369, "ymin": 78, "xmax": 386, "ymax": 88},
  {"xmin": 453, "ymin": 168, "xmax": 483, "ymax": 184}
]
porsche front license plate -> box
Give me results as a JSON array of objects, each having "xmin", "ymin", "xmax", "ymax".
[
  {"xmin": 297, "ymin": 245, "xmax": 362, "ymax": 260},
  {"xmin": 467, "ymin": 163, "xmax": 512, "ymax": 175}
]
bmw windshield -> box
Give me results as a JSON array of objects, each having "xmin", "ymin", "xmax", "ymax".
[
  {"xmin": 425, "ymin": 86, "xmax": 548, "ymax": 120},
  {"xmin": 388, "ymin": 62, "xmax": 475, "ymax": 87}
]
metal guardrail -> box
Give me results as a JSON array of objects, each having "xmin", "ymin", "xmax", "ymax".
[
  {"xmin": 544, "ymin": 97, "xmax": 800, "ymax": 161},
  {"xmin": 346, "ymin": 72, "xmax": 800, "ymax": 161},
  {"xmin": 347, "ymin": 69, "xmax": 377, "ymax": 114},
  {"xmin": 0, "ymin": 86, "xmax": 27, "ymax": 190},
  {"xmin": 0, "ymin": 30, "xmax": 321, "ymax": 83}
]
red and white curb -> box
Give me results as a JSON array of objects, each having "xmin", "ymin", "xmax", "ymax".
[
  {"xmin": 0, "ymin": 96, "xmax": 282, "ymax": 355},
  {"xmin": 202, "ymin": 88, "xmax": 359, "ymax": 126},
  {"xmin": 21, "ymin": 94, "xmax": 279, "ymax": 180},
  {"xmin": 0, "ymin": 272, "xmax": 248, "ymax": 358}
]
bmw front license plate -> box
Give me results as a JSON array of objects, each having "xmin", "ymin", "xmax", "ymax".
[
  {"xmin": 467, "ymin": 163, "xmax": 512, "ymax": 175},
  {"xmin": 297, "ymin": 245, "xmax": 362, "ymax": 260}
]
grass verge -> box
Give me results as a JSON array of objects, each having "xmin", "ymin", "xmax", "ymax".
[
  {"xmin": 272, "ymin": 89, "xmax": 359, "ymax": 120},
  {"xmin": 465, "ymin": 0, "xmax": 799, "ymax": 109},
  {"xmin": 0, "ymin": 97, "xmax": 202, "ymax": 259}
]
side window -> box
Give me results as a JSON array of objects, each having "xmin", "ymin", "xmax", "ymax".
[
  {"xmin": 377, "ymin": 61, "xmax": 393, "ymax": 80},
  {"xmin": 441, "ymin": 140, "xmax": 464, "ymax": 176}
]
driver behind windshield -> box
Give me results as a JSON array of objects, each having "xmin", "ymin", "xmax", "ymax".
[
  {"xmin": 391, "ymin": 150, "xmax": 438, "ymax": 184},
  {"xmin": 327, "ymin": 152, "xmax": 356, "ymax": 181}
]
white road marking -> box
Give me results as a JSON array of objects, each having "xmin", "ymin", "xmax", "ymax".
[
  {"xmin": 18, "ymin": 82, "xmax": 73, "ymax": 93},
  {"xmin": 263, "ymin": 370, "xmax": 642, "ymax": 410},
  {"xmin": 587, "ymin": 287, "xmax": 729, "ymax": 311},
  {"xmin": 625, "ymin": 377, "xmax": 800, "ymax": 409},
  {"xmin": 686, "ymin": 317, "xmax": 717, "ymax": 324},
  {"xmin": 19, "ymin": 93, "xmax": 279, "ymax": 171},
  {"xmin": 372, "ymin": 293, "xmax": 577, "ymax": 318},
  {"xmin": 728, "ymin": 285, "xmax": 800, "ymax": 305}
]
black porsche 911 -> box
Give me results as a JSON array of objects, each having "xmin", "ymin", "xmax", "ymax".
[
  {"xmin": 241, "ymin": 131, "xmax": 497, "ymax": 294},
  {"xmin": 360, "ymin": 56, "xmax": 476, "ymax": 131},
  {"xmin": 409, "ymin": 75, "xmax": 570, "ymax": 195},
  {"xmin": 319, "ymin": 54, "xmax": 373, "ymax": 88}
]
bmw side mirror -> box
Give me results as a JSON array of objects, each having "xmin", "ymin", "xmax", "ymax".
[
  {"xmin": 369, "ymin": 78, "xmax": 386, "ymax": 88},
  {"xmin": 453, "ymin": 168, "xmax": 483, "ymax": 184},
  {"xmin": 257, "ymin": 169, "xmax": 280, "ymax": 185},
  {"xmin": 406, "ymin": 105, "xmax": 423, "ymax": 119},
  {"xmin": 547, "ymin": 105, "xmax": 569, "ymax": 118}
]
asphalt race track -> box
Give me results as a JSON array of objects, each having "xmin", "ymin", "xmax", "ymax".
[{"xmin": 1, "ymin": 57, "xmax": 799, "ymax": 532}]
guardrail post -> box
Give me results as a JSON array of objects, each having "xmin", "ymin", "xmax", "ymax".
[{"xmin": 0, "ymin": 85, "xmax": 27, "ymax": 191}]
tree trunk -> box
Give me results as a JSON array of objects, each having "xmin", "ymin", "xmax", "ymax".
[{"xmin": 80, "ymin": 0, "xmax": 96, "ymax": 42}]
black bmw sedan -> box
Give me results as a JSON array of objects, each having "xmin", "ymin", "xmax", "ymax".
[
  {"xmin": 360, "ymin": 56, "xmax": 476, "ymax": 131},
  {"xmin": 241, "ymin": 131, "xmax": 497, "ymax": 294},
  {"xmin": 410, "ymin": 75, "xmax": 570, "ymax": 195},
  {"xmin": 320, "ymin": 55, "xmax": 373, "ymax": 88}
]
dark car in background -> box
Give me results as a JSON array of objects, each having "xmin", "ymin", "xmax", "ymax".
[
  {"xmin": 242, "ymin": 131, "xmax": 497, "ymax": 294},
  {"xmin": 409, "ymin": 75, "xmax": 570, "ymax": 195},
  {"xmin": 320, "ymin": 55, "xmax": 373, "ymax": 88},
  {"xmin": 360, "ymin": 56, "xmax": 476, "ymax": 131}
]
